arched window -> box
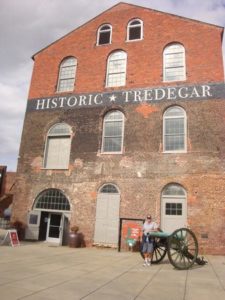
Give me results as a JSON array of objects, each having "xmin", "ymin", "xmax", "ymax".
[
  {"xmin": 57, "ymin": 57, "xmax": 77, "ymax": 92},
  {"xmin": 162, "ymin": 184, "xmax": 186, "ymax": 197},
  {"xmin": 163, "ymin": 106, "xmax": 187, "ymax": 152},
  {"xmin": 102, "ymin": 110, "xmax": 125, "ymax": 153},
  {"xmin": 97, "ymin": 24, "xmax": 112, "ymax": 45},
  {"xmin": 34, "ymin": 189, "xmax": 70, "ymax": 211},
  {"xmin": 106, "ymin": 51, "xmax": 127, "ymax": 87},
  {"xmin": 127, "ymin": 19, "xmax": 143, "ymax": 41},
  {"xmin": 163, "ymin": 43, "xmax": 186, "ymax": 82},
  {"xmin": 100, "ymin": 184, "xmax": 119, "ymax": 193},
  {"xmin": 44, "ymin": 123, "xmax": 72, "ymax": 169}
]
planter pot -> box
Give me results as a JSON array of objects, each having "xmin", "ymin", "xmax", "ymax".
[{"xmin": 69, "ymin": 232, "xmax": 81, "ymax": 248}]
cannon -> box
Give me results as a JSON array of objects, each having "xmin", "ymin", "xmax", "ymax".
[{"xmin": 140, "ymin": 228, "xmax": 207, "ymax": 270}]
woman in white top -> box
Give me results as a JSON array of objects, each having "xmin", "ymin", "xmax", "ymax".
[{"xmin": 142, "ymin": 215, "xmax": 159, "ymax": 266}]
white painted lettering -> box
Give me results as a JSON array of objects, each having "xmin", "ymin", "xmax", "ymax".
[
  {"xmin": 155, "ymin": 88, "xmax": 166, "ymax": 100},
  {"xmin": 79, "ymin": 95, "xmax": 87, "ymax": 106},
  {"xmin": 46, "ymin": 98, "xmax": 51, "ymax": 109},
  {"xmin": 36, "ymin": 99, "xmax": 46, "ymax": 110},
  {"xmin": 51, "ymin": 98, "xmax": 58, "ymax": 108},
  {"xmin": 190, "ymin": 87, "xmax": 200, "ymax": 98},
  {"xmin": 94, "ymin": 94, "xmax": 103, "ymax": 105},
  {"xmin": 167, "ymin": 88, "xmax": 177, "ymax": 100},
  {"xmin": 67, "ymin": 96, "xmax": 77, "ymax": 107},
  {"xmin": 178, "ymin": 87, "xmax": 189, "ymax": 98},
  {"xmin": 122, "ymin": 91, "xmax": 133, "ymax": 102},
  {"xmin": 59, "ymin": 97, "xmax": 66, "ymax": 107},
  {"xmin": 202, "ymin": 85, "xmax": 212, "ymax": 97},
  {"xmin": 134, "ymin": 90, "xmax": 142, "ymax": 102},
  {"xmin": 88, "ymin": 94, "xmax": 93, "ymax": 105},
  {"xmin": 144, "ymin": 89, "xmax": 153, "ymax": 101}
]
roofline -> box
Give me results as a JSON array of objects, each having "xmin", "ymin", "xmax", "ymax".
[
  {"xmin": 31, "ymin": 2, "xmax": 122, "ymax": 60},
  {"xmin": 31, "ymin": 1, "xmax": 224, "ymax": 60},
  {"xmin": 121, "ymin": 1, "xmax": 224, "ymax": 30}
]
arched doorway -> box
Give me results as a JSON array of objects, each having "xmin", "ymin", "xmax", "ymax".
[
  {"xmin": 94, "ymin": 184, "xmax": 120, "ymax": 247},
  {"xmin": 161, "ymin": 184, "xmax": 187, "ymax": 232},
  {"xmin": 27, "ymin": 189, "xmax": 71, "ymax": 245}
]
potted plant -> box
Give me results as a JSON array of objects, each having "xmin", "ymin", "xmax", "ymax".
[{"xmin": 69, "ymin": 225, "xmax": 82, "ymax": 248}]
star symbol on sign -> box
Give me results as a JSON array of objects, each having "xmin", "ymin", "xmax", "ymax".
[{"xmin": 109, "ymin": 94, "xmax": 117, "ymax": 102}]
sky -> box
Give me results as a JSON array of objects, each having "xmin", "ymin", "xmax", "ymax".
[{"xmin": 0, "ymin": 0, "xmax": 225, "ymax": 171}]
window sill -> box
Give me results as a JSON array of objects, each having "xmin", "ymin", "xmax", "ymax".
[
  {"xmin": 100, "ymin": 152, "xmax": 123, "ymax": 155},
  {"xmin": 96, "ymin": 42, "xmax": 112, "ymax": 47},
  {"xmin": 163, "ymin": 79, "xmax": 186, "ymax": 83},
  {"xmin": 126, "ymin": 38, "xmax": 143, "ymax": 42},
  {"xmin": 41, "ymin": 168, "xmax": 69, "ymax": 170},
  {"xmin": 55, "ymin": 90, "xmax": 74, "ymax": 94},
  {"xmin": 163, "ymin": 150, "xmax": 187, "ymax": 154},
  {"xmin": 105, "ymin": 84, "xmax": 126, "ymax": 89}
]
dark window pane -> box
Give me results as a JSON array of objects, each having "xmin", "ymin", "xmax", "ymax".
[
  {"xmin": 29, "ymin": 214, "xmax": 38, "ymax": 225},
  {"xmin": 165, "ymin": 203, "xmax": 183, "ymax": 215},
  {"xmin": 99, "ymin": 32, "xmax": 110, "ymax": 44},
  {"xmin": 101, "ymin": 25, "xmax": 110, "ymax": 30},
  {"xmin": 100, "ymin": 184, "xmax": 118, "ymax": 193},
  {"xmin": 104, "ymin": 137, "xmax": 122, "ymax": 152},
  {"xmin": 49, "ymin": 226, "xmax": 60, "ymax": 238},
  {"xmin": 129, "ymin": 27, "xmax": 141, "ymax": 40},
  {"xmin": 130, "ymin": 20, "xmax": 141, "ymax": 26},
  {"xmin": 35, "ymin": 189, "xmax": 70, "ymax": 211}
]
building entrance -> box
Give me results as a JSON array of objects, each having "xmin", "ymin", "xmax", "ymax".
[
  {"xmin": 94, "ymin": 184, "xmax": 120, "ymax": 247},
  {"xmin": 161, "ymin": 184, "xmax": 187, "ymax": 232},
  {"xmin": 26, "ymin": 189, "xmax": 71, "ymax": 245}
]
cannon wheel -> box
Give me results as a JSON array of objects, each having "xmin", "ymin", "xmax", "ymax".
[
  {"xmin": 139, "ymin": 237, "xmax": 167, "ymax": 264},
  {"xmin": 151, "ymin": 237, "xmax": 167, "ymax": 264},
  {"xmin": 167, "ymin": 228, "xmax": 198, "ymax": 270}
]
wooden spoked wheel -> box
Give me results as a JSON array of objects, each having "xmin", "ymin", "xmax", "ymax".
[
  {"xmin": 140, "ymin": 237, "xmax": 167, "ymax": 264},
  {"xmin": 167, "ymin": 228, "xmax": 198, "ymax": 270}
]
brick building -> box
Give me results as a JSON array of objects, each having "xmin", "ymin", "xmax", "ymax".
[
  {"xmin": 13, "ymin": 2, "xmax": 225, "ymax": 254},
  {"xmin": 0, "ymin": 166, "xmax": 16, "ymax": 219}
]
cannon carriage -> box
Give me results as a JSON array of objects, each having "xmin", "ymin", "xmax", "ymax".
[{"xmin": 141, "ymin": 227, "xmax": 206, "ymax": 270}]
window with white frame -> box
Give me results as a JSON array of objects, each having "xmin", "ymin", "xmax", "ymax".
[
  {"xmin": 34, "ymin": 189, "xmax": 70, "ymax": 211},
  {"xmin": 106, "ymin": 51, "xmax": 127, "ymax": 87},
  {"xmin": 162, "ymin": 184, "xmax": 186, "ymax": 216},
  {"xmin": 97, "ymin": 24, "xmax": 112, "ymax": 45},
  {"xmin": 163, "ymin": 106, "xmax": 187, "ymax": 152},
  {"xmin": 163, "ymin": 43, "xmax": 186, "ymax": 82},
  {"xmin": 57, "ymin": 57, "xmax": 77, "ymax": 92},
  {"xmin": 102, "ymin": 110, "xmax": 124, "ymax": 153},
  {"xmin": 100, "ymin": 184, "xmax": 119, "ymax": 193},
  {"xmin": 127, "ymin": 19, "xmax": 143, "ymax": 41},
  {"xmin": 44, "ymin": 123, "xmax": 72, "ymax": 169}
]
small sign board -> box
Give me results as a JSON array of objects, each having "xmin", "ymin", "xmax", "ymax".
[
  {"xmin": 0, "ymin": 229, "xmax": 20, "ymax": 247},
  {"xmin": 122, "ymin": 222, "xmax": 142, "ymax": 247},
  {"xmin": 9, "ymin": 230, "xmax": 20, "ymax": 247}
]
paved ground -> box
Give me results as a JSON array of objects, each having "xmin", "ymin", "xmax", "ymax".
[{"xmin": 0, "ymin": 242, "xmax": 225, "ymax": 300}]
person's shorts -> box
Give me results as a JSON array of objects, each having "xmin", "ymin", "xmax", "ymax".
[{"xmin": 142, "ymin": 242, "xmax": 153, "ymax": 253}]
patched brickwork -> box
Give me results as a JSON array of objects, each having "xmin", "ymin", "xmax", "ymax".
[{"xmin": 13, "ymin": 3, "xmax": 225, "ymax": 254}]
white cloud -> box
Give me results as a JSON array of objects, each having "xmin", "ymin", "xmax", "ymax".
[{"xmin": 0, "ymin": 0, "xmax": 224, "ymax": 171}]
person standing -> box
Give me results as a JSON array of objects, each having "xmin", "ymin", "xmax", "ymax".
[{"xmin": 142, "ymin": 215, "xmax": 159, "ymax": 266}]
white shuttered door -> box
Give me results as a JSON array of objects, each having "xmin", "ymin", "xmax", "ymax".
[
  {"xmin": 161, "ymin": 196, "xmax": 187, "ymax": 232},
  {"xmin": 46, "ymin": 137, "xmax": 71, "ymax": 169},
  {"xmin": 94, "ymin": 193, "xmax": 120, "ymax": 246}
]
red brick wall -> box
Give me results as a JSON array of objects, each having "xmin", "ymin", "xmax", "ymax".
[
  {"xmin": 13, "ymin": 3, "xmax": 225, "ymax": 254},
  {"xmin": 5, "ymin": 172, "xmax": 17, "ymax": 194},
  {"xmin": 28, "ymin": 3, "xmax": 224, "ymax": 99}
]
